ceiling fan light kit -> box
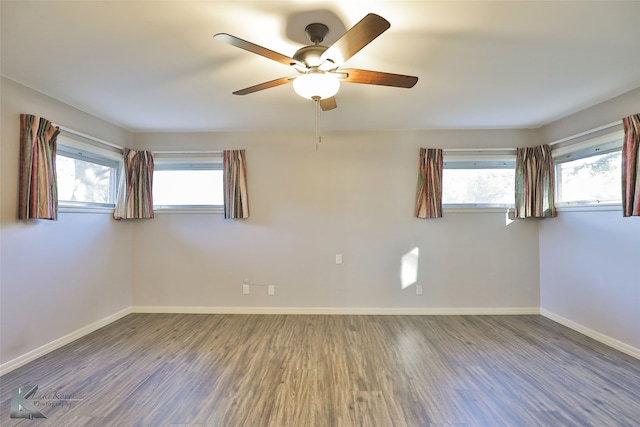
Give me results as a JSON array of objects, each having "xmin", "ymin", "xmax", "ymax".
[{"xmin": 292, "ymin": 70, "xmax": 340, "ymax": 100}]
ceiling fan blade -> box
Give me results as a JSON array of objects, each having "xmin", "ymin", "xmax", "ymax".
[
  {"xmin": 319, "ymin": 13, "xmax": 390, "ymax": 67},
  {"xmin": 232, "ymin": 77, "xmax": 295, "ymax": 95},
  {"xmin": 319, "ymin": 97, "xmax": 337, "ymax": 111},
  {"xmin": 214, "ymin": 33, "xmax": 304, "ymax": 68},
  {"xmin": 339, "ymin": 69, "xmax": 418, "ymax": 88}
]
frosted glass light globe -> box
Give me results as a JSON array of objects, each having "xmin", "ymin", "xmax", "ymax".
[{"xmin": 293, "ymin": 72, "xmax": 340, "ymax": 100}]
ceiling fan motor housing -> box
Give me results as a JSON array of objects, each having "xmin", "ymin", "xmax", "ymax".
[{"xmin": 293, "ymin": 45, "xmax": 329, "ymax": 69}]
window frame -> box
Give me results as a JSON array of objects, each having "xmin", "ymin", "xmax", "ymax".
[
  {"xmin": 56, "ymin": 135, "xmax": 122, "ymax": 213},
  {"xmin": 152, "ymin": 152, "xmax": 224, "ymax": 214},
  {"xmin": 552, "ymin": 129, "xmax": 624, "ymax": 210},
  {"xmin": 442, "ymin": 150, "xmax": 516, "ymax": 210}
]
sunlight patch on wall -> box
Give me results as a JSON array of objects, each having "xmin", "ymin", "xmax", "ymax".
[{"xmin": 400, "ymin": 247, "xmax": 419, "ymax": 289}]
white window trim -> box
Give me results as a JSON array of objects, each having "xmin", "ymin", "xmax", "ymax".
[
  {"xmin": 552, "ymin": 129, "xmax": 624, "ymax": 163},
  {"xmin": 443, "ymin": 148, "xmax": 516, "ymax": 168},
  {"xmin": 444, "ymin": 206, "xmax": 513, "ymax": 213},
  {"xmin": 153, "ymin": 206, "xmax": 224, "ymax": 214},
  {"xmin": 153, "ymin": 152, "xmax": 223, "ymax": 169},
  {"xmin": 59, "ymin": 204, "xmax": 115, "ymax": 214},
  {"xmin": 555, "ymin": 203, "xmax": 622, "ymax": 212}
]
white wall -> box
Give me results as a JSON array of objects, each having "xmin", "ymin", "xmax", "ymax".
[
  {"xmin": 539, "ymin": 211, "xmax": 640, "ymax": 349},
  {"xmin": 539, "ymin": 88, "xmax": 640, "ymax": 353},
  {"xmin": 132, "ymin": 129, "xmax": 541, "ymax": 311},
  {"xmin": 0, "ymin": 78, "xmax": 134, "ymax": 366}
]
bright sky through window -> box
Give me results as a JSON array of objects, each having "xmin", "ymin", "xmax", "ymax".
[
  {"xmin": 57, "ymin": 154, "xmax": 116, "ymax": 204},
  {"xmin": 556, "ymin": 151, "xmax": 621, "ymax": 204},
  {"xmin": 443, "ymin": 168, "xmax": 515, "ymax": 206},
  {"xmin": 153, "ymin": 170, "xmax": 223, "ymax": 206}
]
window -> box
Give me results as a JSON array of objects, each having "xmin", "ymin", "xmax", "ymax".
[
  {"xmin": 442, "ymin": 152, "xmax": 516, "ymax": 208},
  {"xmin": 553, "ymin": 129, "xmax": 623, "ymax": 206},
  {"xmin": 56, "ymin": 136, "xmax": 121, "ymax": 208},
  {"xmin": 152, "ymin": 154, "xmax": 223, "ymax": 211}
]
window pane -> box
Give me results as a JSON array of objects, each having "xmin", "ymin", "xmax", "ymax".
[
  {"xmin": 556, "ymin": 151, "xmax": 621, "ymax": 204},
  {"xmin": 153, "ymin": 170, "xmax": 223, "ymax": 206},
  {"xmin": 57, "ymin": 154, "xmax": 115, "ymax": 204},
  {"xmin": 443, "ymin": 168, "xmax": 515, "ymax": 206}
]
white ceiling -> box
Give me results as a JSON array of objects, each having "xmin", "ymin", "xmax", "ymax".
[{"xmin": 2, "ymin": 1, "xmax": 640, "ymax": 133}]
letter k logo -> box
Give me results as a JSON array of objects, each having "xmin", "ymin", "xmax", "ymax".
[{"xmin": 10, "ymin": 385, "xmax": 47, "ymax": 419}]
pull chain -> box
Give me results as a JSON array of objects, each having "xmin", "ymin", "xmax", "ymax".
[{"xmin": 313, "ymin": 97, "xmax": 321, "ymax": 151}]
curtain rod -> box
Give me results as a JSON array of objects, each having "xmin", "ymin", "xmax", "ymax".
[
  {"xmin": 56, "ymin": 126, "xmax": 220, "ymax": 155},
  {"xmin": 152, "ymin": 150, "xmax": 223, "ymax": 154},
  {"xmin": 57, "ymin": 125, "xmax": 124, "ymax": 151},
  {"xmin": 548, "ymin": 120, "xmax": 622, "ymax": 147},
  {"xmin": 444, "ymin": 148, "xmax": 516, "ymax": 152},
  {"xmin": 56, "ymin": 126, "xmax": 221, "ymax": 156}
]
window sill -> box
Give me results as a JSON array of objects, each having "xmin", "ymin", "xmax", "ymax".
[
  {"xmin": 59, "ymin": 205, "xmax": 115, "ymax": 214},
  {"xmin": 556, "ymin": 203, "xmax": 622, "ymax": 212},
  {"xmin": 60, "ymin": 205, "xmax": 225, "ymax": 215},
  {"xmin": 153, "ymin": 206, "xmax": 224, "ymax": 214},
  {"xmin": 444, "ymin": 206, "xmax": 514, "ymax": 214}
]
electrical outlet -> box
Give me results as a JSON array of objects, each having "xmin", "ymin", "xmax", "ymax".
[
  {"xmin": 268, "ymin": 285, "xmax": 275, "ymax": 295},
  {"xmin": 416, "ymin": 284, "xmax": 423, "ymax": 295},
  {"xmin": 335, "ymin": 254, "xmax": 343, "ymax": 264},
  {"xmin": 243, "ymin": 284, "xmax": 250, "ymax": 295}
]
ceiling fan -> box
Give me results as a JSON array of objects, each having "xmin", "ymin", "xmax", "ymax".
[{"xmin": 213, "ymin": 13, "xmax": 418, "ymax": 111}]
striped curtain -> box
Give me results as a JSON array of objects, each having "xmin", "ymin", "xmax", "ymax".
[
  {"xmin": 415, "ymin": 148, "xmax": 443, "ymax": 218},
  {"xmin": 515, "ymin": 144, "xmax": 556, "ymax": 218},
  {"xmin": 622, "ymin": 114, "xmax": 640, "ymax": 217},
  {"xmin": 223, "ymin": 149, "xmax": 249, "ymax": 219},
  {"xmin": 114, "ymin": 148, "xmax": 154, "ymax": 219},
  {"xmin": 18, "ymin": 114, "xmax": 60, "ymax": 220}
]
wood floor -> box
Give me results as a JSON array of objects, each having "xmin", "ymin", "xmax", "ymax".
[{"xmin": 1, "ymin": 314, "xmax": 639, "ymax": 426}]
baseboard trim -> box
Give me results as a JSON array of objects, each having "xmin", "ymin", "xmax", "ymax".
[
  {"xmin": 0, "ymin": 307, "xmax": 132, "ymax": 376},
  {"xmin": 131, "ymin": 306, "xmax": 540, "ymax": 316},
  {"xmin": 541, "ymin": 309, "xmax": 640, "ymax": 360}
]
